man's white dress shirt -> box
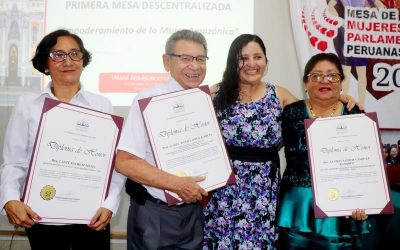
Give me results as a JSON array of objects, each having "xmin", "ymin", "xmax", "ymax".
[{"xmin": 117, "ymin": 78, "xmax": 184, "ymax": 202}]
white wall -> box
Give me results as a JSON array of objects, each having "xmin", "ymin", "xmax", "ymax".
[{"xmin": 256, "ymin": 1, "xmax": 303, "ymax": 98}]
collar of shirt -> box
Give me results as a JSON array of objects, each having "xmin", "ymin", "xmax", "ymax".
[
  {"xmin": 33, "ymin": 82, "xmax": 91, "ymax": 106},
  {"xmin": 165, "ymin": 77, "xmax": 186, "ymax": 92}
]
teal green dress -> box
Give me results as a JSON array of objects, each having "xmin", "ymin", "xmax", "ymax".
[{"xmin": 277, "ymin": 100, "xmax": 371, "ymax": 249}]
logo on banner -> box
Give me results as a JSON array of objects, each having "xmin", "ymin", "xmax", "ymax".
[{"xmin": 290, "ymin": 0, "xmax": 400, "ymax": 129}]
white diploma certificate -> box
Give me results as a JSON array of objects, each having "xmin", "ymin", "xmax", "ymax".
[
  {"xmin": 305, "ymin": 112, "xmax": 393, "ymax": 218},
  {"xmin": 139, "ymin": 86, "xmax": 235, "ymax": 205},
  {"xmin": 22, "ymin": 98, "xmax": 123, "ymax": 224}
]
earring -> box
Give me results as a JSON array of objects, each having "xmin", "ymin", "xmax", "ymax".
[{"xmin": 44, "ymin": 69, "xmax": 49, "ymax": 74}]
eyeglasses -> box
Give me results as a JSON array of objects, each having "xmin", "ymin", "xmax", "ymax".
[
  {"xmin": 49, "ymin": 50, "xmax": 84, "ymax": 62},
  {"xmin": 307, "ymin": 72, "xmax": 342, "ymax": 83},
  {"xmin": 168, "ymin": 54, "xmax": 208, "ymax": 65}
]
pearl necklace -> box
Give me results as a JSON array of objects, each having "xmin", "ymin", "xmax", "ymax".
[{"xmin": 308, "ymin": 100, "xmax": 338, "ymax": 118}]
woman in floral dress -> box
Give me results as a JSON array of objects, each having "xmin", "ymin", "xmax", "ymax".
[{"xmin": 203, "ymin": 34, "xmax": 297, "ymax": 250}]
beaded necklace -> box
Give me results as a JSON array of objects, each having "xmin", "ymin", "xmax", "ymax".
[{"xmin": 308, "ymin": 100, "xmax": 338, "ymax": 118}]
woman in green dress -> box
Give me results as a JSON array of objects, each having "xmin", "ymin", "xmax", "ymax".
[{"xmin": 277, "ymin": 53, "xmax": 370, "ymax": 250}]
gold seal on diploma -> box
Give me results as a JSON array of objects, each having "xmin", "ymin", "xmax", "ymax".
[
  {"xmin": 174, "ymin": 171, "xmax": 187, "ymax": 177},
  {"xmin": 327, "ymin": 188, "xmax": 339, "ymax": 201},
  {"xmin": 40, "ymin": 185, "xmax": 56, "ymax": 201}
]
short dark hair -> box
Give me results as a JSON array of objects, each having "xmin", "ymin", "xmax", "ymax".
[
  {"xmin": 302, "ymin": 53, "xmax": 344, "ymax": 84},
  {"xmin": 32, "ymin": 29, "xmax": 91, "ymax": 75}
]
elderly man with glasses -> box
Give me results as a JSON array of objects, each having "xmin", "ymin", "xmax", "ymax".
[{"xmin": 115, "ymin": 29, "xmax": 209, "ymax": 250}]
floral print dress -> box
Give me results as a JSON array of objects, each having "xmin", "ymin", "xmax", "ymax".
[{"xmin": 203, "ymin": 83, "xmax": 282, "ymax": 250}]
